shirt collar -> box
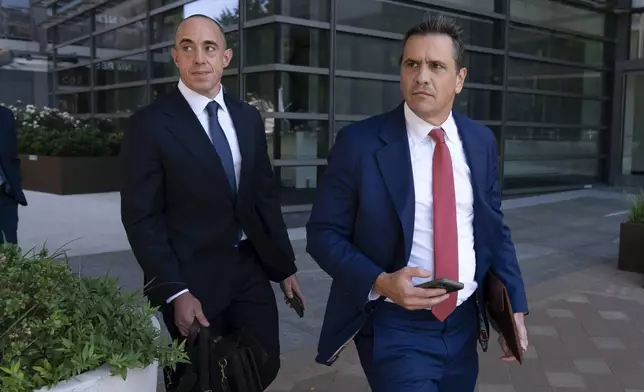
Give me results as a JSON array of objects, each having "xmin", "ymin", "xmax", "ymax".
[
  {"xmin": 178, "ymin": 78, "xmax": 227, "ymax": 116},
  {"xmin": 403, "ymin": 102, "xmax": 458, "ymax": 144}
]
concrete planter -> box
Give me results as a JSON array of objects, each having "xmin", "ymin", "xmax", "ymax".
[
  {"xmin": 19, "ymin": 154, "xmax": 119, "ymax": 195},
  {"xmin": 34, "ymin": 316, "xmax": 161, "ymax": 392},
  {"xmin": 618, "ymin": 221, "xmax": 644, "ymax": 273}
]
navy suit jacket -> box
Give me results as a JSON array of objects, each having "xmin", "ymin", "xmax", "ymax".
[
  {"xmin": 0, "ymin": 106, "xmax": 27, "ymax": 206},
  {"xmin": 306, "ymin": 103, "xmax": 528, "ymax": 365}
]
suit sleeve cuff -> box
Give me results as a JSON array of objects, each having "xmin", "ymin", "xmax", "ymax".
[{"xmin": 166, "ymin": 289, "xmax": 189, "ymax": 303}]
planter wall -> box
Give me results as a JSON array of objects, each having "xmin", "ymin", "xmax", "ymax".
[
  {"xmin": 19, "ymin": 154, "xmax": 119, "ymax": 195},
  {"xmin": 34, "ymin": 316, "xmax": 161, "ymax": 392},
  {"xmin": 617, "ymin": 221, "xmax": 644, "ymax": 273}
]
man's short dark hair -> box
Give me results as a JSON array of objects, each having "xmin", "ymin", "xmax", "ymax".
[{"xmin": 400, "ymin": 14, "xmax": 466, "ymax": 70}]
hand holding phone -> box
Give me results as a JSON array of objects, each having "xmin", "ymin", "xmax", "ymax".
[{"xmin": 286, "ymin": 291, "xmax": 305, "ymax": 318}]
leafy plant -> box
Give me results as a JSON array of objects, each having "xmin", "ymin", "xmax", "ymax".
[
  {"xmin": 627, "ymin": 189, "xmax": 644, "ymax": 224},
  {"xmin": 0, "ymin": 244, "xmax": 188, "ymax": 392},
  {"xmin": 1, "ymin": 103, "xmax": 123, "ymax": 157}
]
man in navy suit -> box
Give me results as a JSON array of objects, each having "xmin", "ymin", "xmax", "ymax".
[
  {"xmin": 0, "ymin": 105, "xmax": 27, "ymax": 245},
  {"xmin": 306, "ymin": 16, "xmax": 529, "ymax": 392},
  {"xmin": 120, "ymin": 14, "xmax": 304, "ymax": 390}
]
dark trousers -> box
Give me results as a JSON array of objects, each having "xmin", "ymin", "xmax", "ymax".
[
  {"xmin": 0, "ymin": 190, "xmax": 18, "ymax": 245},
  {"xmin": 354, "ymin": 296, "xmax": 479, "ymax": 392},
  {"xmin": 162, "ymin": 240, "xmax": 280, "ymax": 390}
]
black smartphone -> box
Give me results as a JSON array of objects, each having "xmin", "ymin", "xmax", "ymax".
[
  {"xmin": 415, "ymin": 278, "xmax": 464, "ymax": 293},
  {"xmin": 287, "ymin": 291, "xmax": 305, "ymax": 318}
]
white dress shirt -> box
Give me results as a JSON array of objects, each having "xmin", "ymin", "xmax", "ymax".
[
  {"xmin": 166, "ymin": 79, "xmax": 246, "ymax": 303},
  {"xmin": 369, "ymin": 103, "xmax": 478, "ymax": 307}
]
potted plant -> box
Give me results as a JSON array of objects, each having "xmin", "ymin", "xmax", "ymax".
[
  {"xmin": 2, "ymin": 102, "xmax": 123, "ymax": 195},
  {"xmin": 0, "ymin": 243, "xmax": 188, "ymax": 392},
  {"xmin": 618, "ymin": 190, "xmax": 644, "ymax": 273}
]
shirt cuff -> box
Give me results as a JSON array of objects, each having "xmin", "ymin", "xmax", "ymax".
[
  {"xmin": 166, "ymin": 289, "xmax": 189, "ymax": 303},
  {"xmin": 368, "ymin": 286, "xmax": 381, "ymax": 301}
]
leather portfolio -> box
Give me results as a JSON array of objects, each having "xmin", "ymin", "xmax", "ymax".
[
  {"xmin": 177, "ymin": 322, "xmax": 268, "ymax": 392},
  {"xmin": 484, "ymin": 272, "xmax": 523, "ymax": 364}
]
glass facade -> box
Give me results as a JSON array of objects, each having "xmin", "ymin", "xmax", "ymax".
[{"xmin": 41, "ymin": 0, "xmax": 617, "ymax": 205}]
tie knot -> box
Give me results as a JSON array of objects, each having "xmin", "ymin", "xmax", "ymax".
[
  {"xmin": 206, "ymin": 100, "xmax": 220, "ymax": 117},
  {"xmin": 429, "ymin": 127, "xmax": 446, "ymax": 143}
]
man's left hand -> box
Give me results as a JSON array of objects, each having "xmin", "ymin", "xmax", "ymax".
[
  {"xmin": 499, "ymin": 312, "xmax": 529, "ymax": 362},
  {"xmin": 280, "ymin": 274, "xmax": 306, "ymax": 309}
]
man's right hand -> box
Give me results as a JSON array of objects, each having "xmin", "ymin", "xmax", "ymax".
[
  {"xmin": 373, "ymin": 267, "xmax": 449, "ymax": 311},
  {"xmin": 173, "ymin": 292, "xmax": 210, "ymax": 336}
]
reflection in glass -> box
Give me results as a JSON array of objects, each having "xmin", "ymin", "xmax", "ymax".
[
  {"xmin": 270, "ymin": 120, "xmax": 329, "ymax": 159},
  {"xmin": 97, "ymin": 87, "xmax": 148, "ymax": 114},
  {"xmin": 506, "ymin": 93, "xmax": 603, "ymax": 126},
  {"xmin": 151, "ymin": 4, "xmax": 239, "ymax": 45},
  {"xmin": 151, "ymin": 82, "xmax": 176, "ymax": 102},
  {"xmin": 245, "ymin": 72, "xmax": 328, "ymax": 113},
  {"xmin": 57, "ymin": 92, "xmax": 91, "ymax": 114},
  {"xmin": 222, "ymin": 75, "xmax": 239, "ymax": 99},
  {"xmin": 95, "ymin": 22, "xmax": 147, "ymax": 56},
  {"xmin": 335, "ymin": 78, "xmax": 399, "ymax": 116},
  {"xmin": 337, "ymin": 0, "xmax": 500, "ymax": 48},
  {"xmin": 56, "ymin": 18, "xmax": 91, "ymax": 44},
  {"xmin": 510, "ymin": 0, "xmax": 604, "ymax": 36},
  {"xmin": 245, "ymin": 25, "xmax": 329, "ymax": 67},
  {"xmin": 246, "ymin": 0, "xmax": 329, "ymax": 22},
  {"xmin": 504, "ymin": 126, "xmax": 599, "ymax": 159},
  {"xmin": 508, "ymin": 26, "xmax": 604, "ymax": 66},
  {"xmin": 57, "ymin": 66, "xmax": 91, "ymax": 91},
  {"xmin": 277, "ymin": 165, "xmax": 326, "ymax": 205},
  {"xmin": 503, "ymin": 158, "xmax": 598, "ymax": 190},
  {"xmin": 622, "ymin": 73, "xmax": 644, "ymax": 175},
  {"xmin": 507, "ymin": 59, "xmax": 604, "ymax": 96},
  {"xmin": 335, "ymin": 33, "xmax": 399, "ymax": 75},
  {"xmin": 57, "ymin": 37, "xmax": 93, "ymax": 66},
  {"xmin": 96, "ymin": 54, "xmax": 147, "ymax": 85},
  {"xmin": 631, "ymin": 13, "xmax": 643, "ymax": 59},
  {"xmin": 0, "ymin": 3, "xmax": 32, "ymax": 40},
  {"xmin": 454, "ymin": 89, "xmax": 502, "ymax": 121},
  {"xmin": 95, "ymin": 0, "xmax": 147, "ymax": 32}
]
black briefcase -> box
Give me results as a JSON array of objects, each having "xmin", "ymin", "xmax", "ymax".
[{"xmin": 176, "ymin": 322, "xmax": 268, "ymax": 392}]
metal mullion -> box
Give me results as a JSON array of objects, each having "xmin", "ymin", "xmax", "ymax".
[
  {"xmin": 261, "ymin": 112, "xmax": 329, "ymax": 120},
  {"xmin": 243, "ymin": 15, "xmax": 330, "ymax": 30},
  {"xmin": 509, "ymin": 17, "xmax": 614, "ymax": 43},
  {"xmin": 55, "ymin": 33, "xmax": 91, "ymax": 50},
  {"xmin": 145, "ymin": 0, "xmax": 151, "ymax": 105},
  {"xmin": 329, "ymin": 0, "xmax": 336, "ymax": 149},
  {"xmin": 504, "ymin": 154, "xmax": 603, "ymax": 162},
  {"xmin": 505, "ymin": 121, "xmax": 609, "ymax": 130},
  {"xmin": 90, "ymin": 8, "xmax": 95, "ymax": 122},
  {"xmin": 508, "ymin": 52, "xmax": 609, "ymax": 72},
  {"xmin": 242, "ymin": 64, "xmax": 329, "ymax": 75},
  {"xmin": 238, "ymin": 0, "xmax": 245, "ymax": 100},
  {"xmin": 92, "ymin": 14, "xmax": 146, "ymax": 38},
  {"xmin": 410, "ymin": 0, "xmax": 506, "ymax": 20},
  {"xmin": 55, "ymin": 61, "xmax": 92, "ymax": 72},
  {"xmin": 150, "ymin": 41, "xmax": 174, "ymax": 51},
  {"xmin": 149, "ymin": 0, "xmax": 196, "ymax": 16},
  {"xmin": 506, "ymin": 87, "xmax": 611, "ymax": 101},
  {"xmin": 94, "ymin": 80, "xmax": 147, "ymax": 91},
  {"xmin": 92, "ymin": 48, "xmax": 147, "ymax": 64}
]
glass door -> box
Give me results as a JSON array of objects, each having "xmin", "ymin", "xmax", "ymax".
[{"xmin": 622, "ymin": 72, "xmax": 644, "ymax": 175}]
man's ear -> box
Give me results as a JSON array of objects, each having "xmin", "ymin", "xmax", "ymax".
[
  {"xmin": 455, "ymin": 67, "xmax": 467, "ymax": 94},
  {"xmin": 222, "ymin": 48, "xmax": 233, "ymax": 68}
]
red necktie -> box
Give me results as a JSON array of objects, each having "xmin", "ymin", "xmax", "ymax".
[{"xmin": 429, "ymin": 127, "xmax": 458, "ymax": 321}]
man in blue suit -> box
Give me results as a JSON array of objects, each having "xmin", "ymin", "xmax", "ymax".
[
  {"xmin": 0, "ymin": 105, "xmax": 27, "ymax": 245},
  {"xmin": 306, "ymin": 15, "xmax": 529, "ymax": 392}
]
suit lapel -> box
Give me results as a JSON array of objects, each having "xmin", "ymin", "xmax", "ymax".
[
  {"xmin": 162, "ymin": 89, "xmax": 235, "ymax": 200},
  {"xmin": 375, "ymin": 104, "xmax": 415, "ymax": 262},
  {"xmin": 224, "ymin": 94, "xmax": 255, "ymax": 201},
  {"xmin": 452, "ymin": 112, "xmax": 486, "ymax": 201}
]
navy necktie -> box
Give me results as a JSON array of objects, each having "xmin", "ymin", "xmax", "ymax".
[{"xmin": 206, "ymin": 101, "xmax": 237, "ymax": 197}]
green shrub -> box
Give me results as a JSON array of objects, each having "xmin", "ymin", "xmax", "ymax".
[
  {"xmin": 0, "ymin": 244, "xmax": 188, "ymax": 392},
  {"xmin": 2, "ymin": 103, "xmax": 122, "ymax": 157},
  {"xmin": 628, "ymin": 190, "xmax": 644, "ymax": 224}
]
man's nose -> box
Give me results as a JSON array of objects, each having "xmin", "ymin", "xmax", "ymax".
[
  {"xmin": 416, "ymin": 65, "xmax": 430, "ymax": 84},
  {"xmin": 193, "ymin": 48, "xmax": 206, "ymax": 64}
]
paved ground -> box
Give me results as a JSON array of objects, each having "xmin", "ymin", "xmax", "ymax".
[{"xmin": 42, "ymin": 188, "xmax": 644, "ymax": 392}]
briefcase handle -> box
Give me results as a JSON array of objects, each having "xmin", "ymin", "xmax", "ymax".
[{"xmin": 181, "ymin": 321, "xmax": 213, "ymax": 392}]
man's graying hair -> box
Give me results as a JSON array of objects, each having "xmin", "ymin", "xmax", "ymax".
[{"xmin": 400, "ymin": 14, "xmax": 466, "ymax": 70}]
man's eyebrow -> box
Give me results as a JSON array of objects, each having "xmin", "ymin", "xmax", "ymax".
[
  {"xmin": 203, "ymin": 40, "xmax": 219, "ymax": 48},
  {"xmin": 179, "ymin": 38, "xmax": 194, "ymax": 45}
]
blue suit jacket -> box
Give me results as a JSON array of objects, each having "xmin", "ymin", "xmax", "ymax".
[
  {"xmin": 306, "ymin": 103, "xmax": 528, "ymax": 365},
  {"xmin": 0, "ymin": 106, "xmax": 27, "ymax": 206}
]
